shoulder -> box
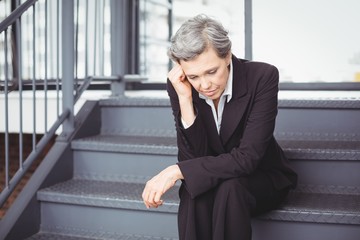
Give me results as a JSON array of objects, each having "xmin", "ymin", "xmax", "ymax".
[
  {"xmin": 235, "ymin": 57, "xmax": 278, "ymax": 76},
  {"xmin": 232, "ymin": 57, "xmax": 279, "ymax": 95},
  {"xmin": 236, "ymin": 58, "xmax": 279, "ymax": 85}
]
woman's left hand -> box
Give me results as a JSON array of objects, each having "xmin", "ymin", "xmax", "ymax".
[{"xmin": 142, "ymin": 165, "xmax": 183, "ymax": 209}]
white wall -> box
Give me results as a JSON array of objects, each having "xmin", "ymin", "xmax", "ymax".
[
  {"xmin": 0, "ymin": 91, "xmax": 111, "ymax": 134},
  {"xmin": 253, "ymin": 0, "xmax": 360, "ymax": 82}
]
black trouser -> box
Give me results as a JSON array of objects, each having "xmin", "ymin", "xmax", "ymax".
[{"xmin": 177, "ymin": 170, "xmax": 289, "ymax": 240}]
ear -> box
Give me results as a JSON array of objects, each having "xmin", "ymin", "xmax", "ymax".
[{"xmin": 225, "ymin": 52, "xmax": 232, "ymax": 65}]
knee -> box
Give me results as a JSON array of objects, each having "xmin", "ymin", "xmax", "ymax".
[
  {"xmin": 216, "ymin": 178, "xmax": 249, "ymax": 196},
  {"xmin": 215, "ymin": 178, "xmax": 256, "ymax": 209}
]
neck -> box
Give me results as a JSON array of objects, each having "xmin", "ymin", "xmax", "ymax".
[{"xmin": 213, "ymin": 98, "xmax": 220, "ymax": 113}]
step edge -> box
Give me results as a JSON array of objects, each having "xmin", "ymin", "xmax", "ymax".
[
  {"xmin": 99, "ymin": 97, "xmax": 360, "ymax": 109},
  {"xmin": 294, "ymin": 184, "xmax": 360, "ymax": 195},
  {"xmin": 37, "ymin": 180, "xmax": 179, "ymax": 214},
  {"xmin": 278, "ymin": 98, "xmax": 360, "ymax": 109},
  {"xmin": 100, "ymin": 128, "xmax": 176, "ymax": 138},
  {"xmin": 71, "ymin": 135, "xmax": 360, "ymax": 161},
  {"xmin": 39, "ymin": 190, "xmax": 360, "ymax": 226},
  {"xmin": 99, "ymin": 97, "xmax": 171, "ymax": 107},
  {"xmin": 34, "ymin": 227, "xmax": 178, "ymax": 240},
  {"xmin": 37, "ymin": 179, "xmax": 360, "ymax": 225},
  {"xmin": 71, "ymin": 140, "xmax": 178, "ymax": 156},
  {"xmin": 275, "ymin": 132, "xmax": 360, "ymax": 142},
  {"xmin": 283, "ymin": 148, "xmax": 360, "ymax": 161},
  {"xmin": 259, "ymin": 209, "xmax": 360, "ymax": 225},
  {"xmin": 37, "ymin": 190, "xmax": 179, "ymax": 214}
]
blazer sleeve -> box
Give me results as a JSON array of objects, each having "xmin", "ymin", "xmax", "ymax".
[
  {"xmin": 167, "ymin": 79, "xmax": 210, "ymax": 161},
  {"xmin": 175, "ymin": 63, "xmax": 280, "ymax": 199}
]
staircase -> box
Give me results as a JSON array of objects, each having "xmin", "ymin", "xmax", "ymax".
[{"xmin": 16, "ymin": 92, "xmax": 360, "ymax": 240}]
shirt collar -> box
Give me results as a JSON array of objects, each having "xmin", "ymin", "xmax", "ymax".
[{"xmin": 223, "ymin": 60, "xmax": 233, "ymax": 103}]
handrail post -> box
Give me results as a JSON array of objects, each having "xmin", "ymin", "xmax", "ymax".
[
  {"xmin": 62, "ymin": 0, "xmax": 75, "ymax": 132},
  {"xmin": 244, "ymin": 0, "xmax": 253, "ymax": 60},
  {"xmin": 110, "ymin": 0, "xmax": 131, "ymax": 96}
]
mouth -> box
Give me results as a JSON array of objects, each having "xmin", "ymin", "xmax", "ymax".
[{"xmin": 202, "ymin": 89, "xmax": 217, "ymax": 97}]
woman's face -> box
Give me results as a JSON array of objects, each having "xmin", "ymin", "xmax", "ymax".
[{"xmin": 180, "ymin": 47, "xmax": 231, "ymax": 102}]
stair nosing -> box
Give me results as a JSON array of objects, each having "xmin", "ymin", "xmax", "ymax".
[
  {"xmin": 71, "ymin": 135, "xmax": 178, "ymax": 156},
  {"xmin": 283, "ymin": 148, "xmax": 360, "ymax": 161},
  {"xmin": 278, "ymin": 98, "xmax": 360, "ymax": 109},
  {"xmin": 37, "ymin": 179, "xmax": 179, "ymax": 214},
  {"xmin": 37, "ymin": 179, "xmax": 360, "ymax": 226},
  {"xmin": 30, "ymin": 228, "xmax": 178, "ymax": 240},
  {"xmin": 71, "ymin": 135, "xmax": 360, "ymax": 161},
  {"xmin": 99, "ymin": 97, "xmax": 171, "ymax": 107},
  {"xmin": 99, "ymin": 96, "xmax": 360, "ymax": 109},
  {"xmin": 260, "ymin": 208, "xmax": 360, "ymax": 225}
]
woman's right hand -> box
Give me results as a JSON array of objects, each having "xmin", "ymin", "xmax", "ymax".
[
  {"xmin": 168, "ymin": 63, "xmax": 196, "ymax": 127},
  {"xmin": 167, "ymin": 64, "xmax": 192, "ymax": 99}
]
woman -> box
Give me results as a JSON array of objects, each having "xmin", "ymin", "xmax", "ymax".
[{"xmin": 142, "ymin": 14, "xmax": 297, "ymax": 240}]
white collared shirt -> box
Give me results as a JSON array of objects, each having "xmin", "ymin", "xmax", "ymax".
[{"xmin": 182, "ymin": 61, "xmax": 233, "ymax": 134}]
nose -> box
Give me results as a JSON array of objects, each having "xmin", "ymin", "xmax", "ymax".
[{"xmin": 200, "ymin": 76, "xmax": 211, "ymax": 90}]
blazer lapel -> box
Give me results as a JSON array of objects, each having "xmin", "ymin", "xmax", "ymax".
[{"xmin": 220, "ymin": 56, "xmax": 250, "ymax": 145}]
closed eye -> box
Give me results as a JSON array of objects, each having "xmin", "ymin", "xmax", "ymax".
[
  {"xmin": 187, "ymin": 75, "xmax": 198, "ymax": 80},
  {"xmin": 208, "ymin": 69, "xmax": 217, "ymax": 75},
  {"xmin": 187, "ymin": 68, "xmax": 217, "ymax": 80}
]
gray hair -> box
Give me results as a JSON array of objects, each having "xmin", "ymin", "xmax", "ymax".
[{"xmin": 168, "ymin": 14, "xmax": 232, "ymax": 62}]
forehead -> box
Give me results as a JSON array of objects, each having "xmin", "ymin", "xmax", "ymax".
[{"xmin": 180, "ymin": 48, "xmax": 222, "ymax": 75}]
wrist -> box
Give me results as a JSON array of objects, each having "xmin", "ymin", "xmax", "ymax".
[
  {"xmin": 169, "ymin": 165, "xmax": 184, "ymax": 180},
  {"xmin": 178, "ymin": 96, "xmax": 196, "ymax": 126},
  {"xmin": 178, "ymin": 95, "xmax": 193, "ymax": 104}
]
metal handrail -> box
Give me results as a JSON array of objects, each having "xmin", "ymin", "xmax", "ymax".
[
  {"xmin": 0, "ymin": 0, "xmax": 129, "ymax": 212},
  {"xmin": 0, "ymin": 110, "xmax": 70, "ymax": 207},
  {"xmin": 0, "ymin": 0, "xmax": 38, "ymax": 33},
  {"xmin": 0, "ymin": 0, "xmax": 68, "ymax": 209},
  {"xmin": 0, "ymin": 0, "xmax": 90, "ymax": 210}
]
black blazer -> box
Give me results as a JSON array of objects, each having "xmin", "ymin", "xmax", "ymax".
[{"xmin": 167, "ymin": 55, "xmax": 297, "ymax": 199}]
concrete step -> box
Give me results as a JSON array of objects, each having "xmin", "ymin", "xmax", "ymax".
[
  {"xmin": 37, "ymin": 179, "xmax": 360, "ymax": 239},
  {"xmin": 27, "ymin": 232, "xmax": 177, "ymax": 240},
  {"xmin": 277, "ymin": 139, "xmax": 360, "ymax": 187},
  {"xmin": 72, "ymin": 135, "xmax": 177, "ymax": 155},
  {"xmin": 252, "ymin": 218, "xmax": 360, "ymax": 240},
  {"xmin": 71, "ymin": 135, "xmax": 178, "ymax": 181},
  {"xmin": 261, "ymin": 189, "xmax": 360, "ymax": 224},
  {"xmin": 99, "ymin": 96, "xmax": 360, "ymax": 140},
  {"xmin": 99, "ymin": 98, "xmax": 175, "ymax": 137},
  {"xmin": 71, "ymin": 135, "xmax": 360, "ymax": 187},
  {"xmin": 37, "ymin": 179, "xmax": 179, "ymax": 238},
  {"xmin": 252, "ymin": 189, "xmax": 360, "ymax": 240},
  {"xmin": 275, "ymin": 96, "xmax": 360, "ymax": 141}
]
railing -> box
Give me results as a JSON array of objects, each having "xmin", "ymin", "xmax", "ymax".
[{"xmin": 0, "ymin": 0, "xmax": 117, "ymax": 212}]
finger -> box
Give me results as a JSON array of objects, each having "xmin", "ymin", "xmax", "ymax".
[
  {"xmin": 153, "ymin": 190, "xmax": 163, "ymax": 206},
  {"xmin": 142, "ymin": 187, "xmax": 151, "ymax": 208},
  {"xmin": 150, "ymin": 190, "xmax": 165, "ymax": 208},
  {"xmin": 179, "ymin": 72, "xmax": 186, "ymax": 82},
  {"xmin": 142, "ymin": 182, "xmax": 155, "ymax": 208},
  {"xmin": 147, "ymin": 190, "xmax": 158, "ymax": 208},
  {"xmin": 168, "ymin": 65, "xmax": 185, "ymax": 82},
  {"xmin": 157, "ymin": 199, "xmax": 164, "ymax": 207}
]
